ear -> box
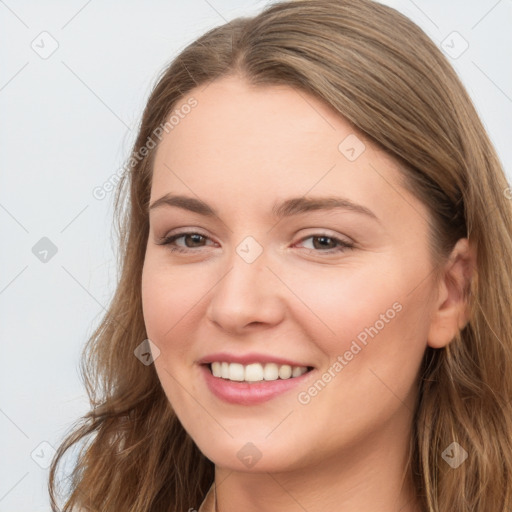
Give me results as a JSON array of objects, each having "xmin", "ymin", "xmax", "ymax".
[{"xmin": 427, "ymin": 237, "xmax": 476, "ymax": 349}]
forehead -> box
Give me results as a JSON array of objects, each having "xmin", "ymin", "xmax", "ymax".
[
  {"xmin": 150, "ymin": 75, "xmax": 428, "ymax": 229},
  {"xmin": 155, "ymin": 75, "xmax": 357, "ymax": 167}
]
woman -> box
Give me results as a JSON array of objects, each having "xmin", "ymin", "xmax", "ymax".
[{"xmin": 49, "ymin": 0, "xmax": 512, "ymax": 510}]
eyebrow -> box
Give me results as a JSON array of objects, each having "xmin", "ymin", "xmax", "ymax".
[{"xmin": 148, "ymin": 193, "xmax": 379, "ymax": 222}]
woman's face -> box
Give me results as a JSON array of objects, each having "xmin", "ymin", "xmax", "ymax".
[{"xmin": 141, "ymin": 75, "xmax": 440, "ymax": 472}]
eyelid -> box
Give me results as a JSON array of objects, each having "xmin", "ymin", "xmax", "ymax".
[
  {"xmin": 295, "ymin": 228, "xmax": 354, "ymax": 245},
  {"xmin": 160, "ymin": 227, "xmax": 211, "ymax": 239}
]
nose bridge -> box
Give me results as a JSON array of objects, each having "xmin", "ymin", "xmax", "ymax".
[{"xmin": 206, "ymin": 238, "xmax": 284, "ymax": 331}]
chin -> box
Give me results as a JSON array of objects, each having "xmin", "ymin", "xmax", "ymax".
[{"xmin": 194, "ymin": 436, "xmax": 311, "ymax": 473}]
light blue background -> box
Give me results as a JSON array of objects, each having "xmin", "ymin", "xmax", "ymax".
[{"xmin": 1, "ymin": 1, "xmax": 510, "ymax": 510}]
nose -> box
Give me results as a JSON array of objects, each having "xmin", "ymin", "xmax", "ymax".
[{"xmin": 205, "ymin": 249, "xmax": 286, "ymax": 334}]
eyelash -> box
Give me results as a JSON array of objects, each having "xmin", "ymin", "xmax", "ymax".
[{"xmin": 156, "ymin": 231, "xmax": 355, "ymax": 255}]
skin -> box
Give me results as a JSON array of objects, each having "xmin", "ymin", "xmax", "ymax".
[{"xmin": 141, "ymin": 75, "xmax": 474, "ymax": 512}]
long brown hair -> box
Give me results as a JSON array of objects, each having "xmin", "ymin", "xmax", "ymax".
[{"xmin": 49, "ymin": 0, "xmax": 512, "ymax": 510}]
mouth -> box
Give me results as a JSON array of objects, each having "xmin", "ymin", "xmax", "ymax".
[
  {"xmin": 203, "ymin": 362, "xmax": 315, "ymax": 383},
  {"xmin": 200, "ymin": 362, "xmax": 316, "ymax": 405}
]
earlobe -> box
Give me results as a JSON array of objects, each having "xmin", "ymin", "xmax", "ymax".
[{"xmin": 427, "ymin": 237, "xmax": 476, "ymax": 349}]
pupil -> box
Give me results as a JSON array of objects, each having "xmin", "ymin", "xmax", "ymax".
[
  {"xmin": 314, "ymin": 236, "xmax": 334, "ymax": 249},
  {"xmin": 187, "ymin": 234, "xmax": 204, "ymax": 247}
]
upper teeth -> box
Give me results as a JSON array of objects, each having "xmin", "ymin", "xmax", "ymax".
[{"xmin": 210, "ymin": 362, "xmax": 309, "ymax": 382}]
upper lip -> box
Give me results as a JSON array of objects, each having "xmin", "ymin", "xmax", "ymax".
[{"xmin": 198, "ymin": 352, "xmax": 313, "ymax": 368}]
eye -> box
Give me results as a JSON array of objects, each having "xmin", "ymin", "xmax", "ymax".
[
  {"xmin": 155, "ymin": 231, "xmax": 354, "ymax": 255},
  {"xmin": 156, "ymin": 231, "xmax": 216, "ymax": 253},
  {"xmin": 295, "ymin": 234, "xmax": 354, "ymax": 254}
]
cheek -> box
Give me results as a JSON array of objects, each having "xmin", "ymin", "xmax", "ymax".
[
  {"xmin": 288, "ymin": 267, "xmax": 430, "ymax": 442},
  {"xmin": 286, "ymin": 258, "xmax": 431, "ymax": 379},
  {"xmin": 141, "ymin": 257, "xmax": 207, "ymax": 420},
  {"xmin": 286, "ymin": 261, "xmax": 404, "ymax": 342},
  {"xmin": 141, "ymin": 256, "xmax": 206, "ymax": 346}
]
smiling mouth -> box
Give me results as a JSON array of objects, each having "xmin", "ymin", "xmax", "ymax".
[{"xmin": 205, "ymin": 362, "xmax": 314, "ymax": 383}]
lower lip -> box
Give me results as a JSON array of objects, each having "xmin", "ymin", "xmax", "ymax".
[{"xmin": 200, "ymin": 364, "xmax": 314, "ymax": 405}]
